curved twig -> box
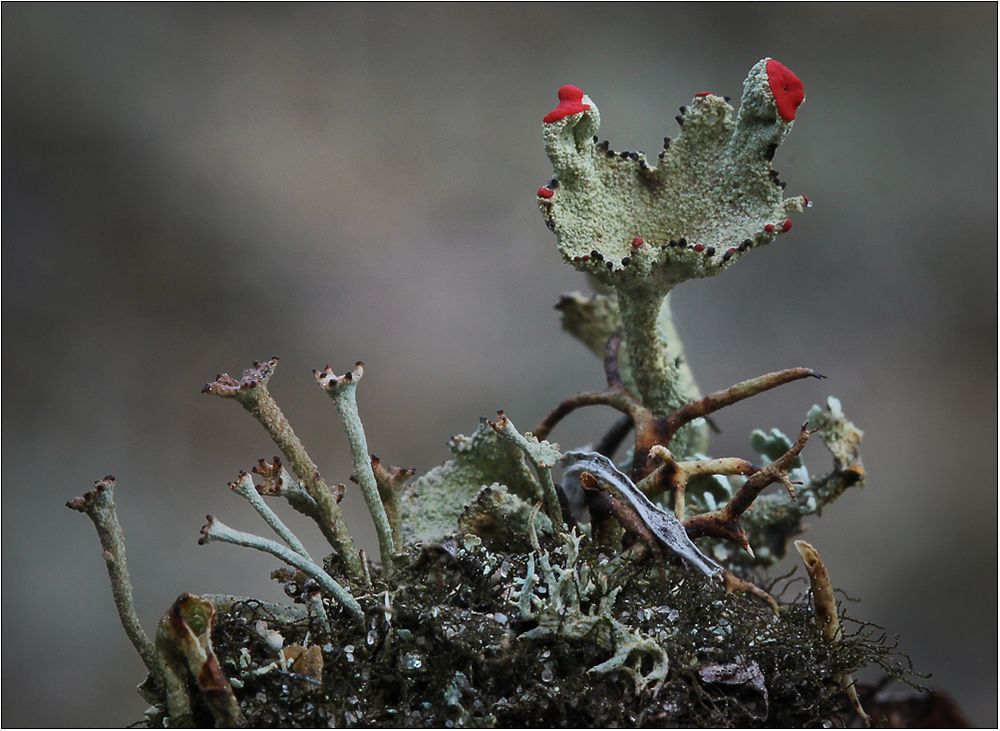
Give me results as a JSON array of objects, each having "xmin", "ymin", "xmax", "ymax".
[{"xmin": 684, "ymin": 425, "xmax": 813, "ymax": 553}]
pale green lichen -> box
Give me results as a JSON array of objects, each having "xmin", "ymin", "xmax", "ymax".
[
  {"xmin": 399, "ymin": 421, "xmax": 543, "ymax": 546},
  {"xmin": 315, "ymin": 361, "xmax": 399, "ymax": 573},
  {"xmin": 539, "ymin": 58, "xmax": 807, "ymax": 419},
  {"xmin": 513, "ymin": 524, "xmax": 670, "ymax": 692},
  {"xmin": 458, "ymin": 483, "xmax": 553, "ymax": 551},
  {"xmin": 66, "ymin": 57, "xmax": 917, "ymax": 730},
  {"xmin": 198, "ymin": 515, "xmax": 364, "ymax": 626},
  {"xmin": 487, "ymin": 411, "xmax": 564, "ymax": 526}
]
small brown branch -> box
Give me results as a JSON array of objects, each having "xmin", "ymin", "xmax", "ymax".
[
  {"xmin": 722, "ymin": 571, "xmax": 779, "ymax": 614},
  {"xmin": 684, "ymin": 425, "xmax": 813, "ymax": 553},
  {"xmin": 724, "ymin": 425, "xmax": 812, "ymax": 519},
  {"xmin": 639, "ymin": 446, "xmax": 757, "ymax": 520},
  {"xmin": 532, "ymin": 387, "xmax": 643, "ymax": 441},
  {"xmin": 659, "ymin": 367, "xmax": 822, "ymax": 445}
]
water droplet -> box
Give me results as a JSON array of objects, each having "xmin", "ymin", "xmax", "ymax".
[
  {"xmin": 494, "ymin": 612, "xmax": 508, "ymax": 624},
  {"xmin": 401, "ymin": 651, "xmax": 425, "ymax": 674},
  {"xmin": 367, "ymin": 629, "xmax": 378, "ymax": 645}
]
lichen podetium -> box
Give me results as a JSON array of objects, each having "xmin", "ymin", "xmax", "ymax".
[{"xmin": 68, "ymin": 59, "xmax": 919, "ymax": 729}]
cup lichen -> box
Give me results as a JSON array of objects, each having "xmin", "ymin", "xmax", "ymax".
[{"xmin": 66, "ymin": 58, "xmax": 918, "ymax": 729}]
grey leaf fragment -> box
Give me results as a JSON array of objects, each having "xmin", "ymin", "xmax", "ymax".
[{"xmin": 562, "ymin": 450, "xmax": 721, "ymax": 578}]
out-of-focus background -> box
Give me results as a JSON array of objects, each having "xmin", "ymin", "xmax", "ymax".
[{"xmin": 3, "ymin": 4, "xmax": 996, "ymax": 727}]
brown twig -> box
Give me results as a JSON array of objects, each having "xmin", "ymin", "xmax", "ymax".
[
  {"xmin": 684, "ymin": 425, "xmax": 813, "ymax": 553},
  {"xmin": 533, "ymin": 331, "xmax": 650, "ymax": 442},
  {"xmin": 650, "ymin": 367, "xmax": 822, "ymax": 452},
  {"xmin": 640, "ymin": 445, "xmax": 758, "ymax": 519},
  {"xmin": 532, "ymin": 388, "xmax": 644, "ymax": 441}
]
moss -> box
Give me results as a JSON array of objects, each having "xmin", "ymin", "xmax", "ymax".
[{"xmin": 200, "ymin": 540, "xmax": 911, "ymax": 729}]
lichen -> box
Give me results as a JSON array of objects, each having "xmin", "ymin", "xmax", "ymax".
[{"xmin": 66, "ymin": 58, "xmax": 922, "ymax": 729}]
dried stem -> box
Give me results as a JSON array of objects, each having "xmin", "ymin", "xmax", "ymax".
[
  {"xmin": 722, "ymin": 571, "xmax": 779, "ymax": 614},
  {"xmin": 795, "ymin": 540, "xmax": 871, "ymax": 726},
  {"xmin": 684, "ymin": 425, "xmax": 813, "ymax": 553},
  {"xmin": 66, "ymin": 476, "xmax": 162, "ymax": 686},
  {"xmin": 315, "ymin": 362, "xmax": 397, "ymax": 575},
  {"xmin": 230, "ymin": 471, "xmax": 311, "ymax": 559},
  {"xmin": 199, "ymin": 515, "xmax": 364, "ymax": 626},
  {"xmin": 203, "ymin": 358, "xmax": 363, "ymax": 585},
  {"xmin": 658, "ymin": 367, "xmax": 822, "ymax": 445},
  {"xmin": 640, "ymin": 445, "xmax": 758, "ymax": 519},
  {"xmin": 532, "ymin": 388, "xmax": 644, "ymax": 442}
]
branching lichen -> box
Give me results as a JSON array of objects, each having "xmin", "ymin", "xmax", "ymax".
[{"xmin": 67, "ymin": 57, "xmax": 921, "ymax": 729}]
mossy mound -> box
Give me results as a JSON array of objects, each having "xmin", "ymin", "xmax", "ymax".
[{"xmin": 173, "ymin": 535, "xmax": 911, "ymax": 729}]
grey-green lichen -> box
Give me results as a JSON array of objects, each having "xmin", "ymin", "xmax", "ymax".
[
  {"xmin": 539, "ymin": 58, "xmax": 808, "ymax": 420},
  {"xmin": 399, "ymin": 420, "xmax": 544, "ymax": 546},
  {"xmin": 65, "ymin": 58, "xmax": 921, "ymax": 729},
  {"xmin": 539, "ymin": 59, "xmax": 806, "ymax": 288}
]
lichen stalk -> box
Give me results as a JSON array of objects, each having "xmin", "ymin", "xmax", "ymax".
[
  {"xmin": 252, "ymin": 456, "xmax": 321, "ymax": 520},
  {"xmin": 617, "ymin": 287, "xmax": 679, "ymax": 417},
  {"xmin": 304, "ymin": 586, "xmax": 333, "ymax": 637},
  {"xmin": 66, "ymin": 476, "xmax": 163, "ymax": 687},
  {"xmin": 314, "ymin": 362, "xmax": 397, "ymax": 575},
  {"xmin": 202, "ymin": 359, "xmax": 364, "ymax": 585},
  {"xmin": 367, "ymin": 456, "xmax": 415, "ymax": 549},
  {"xmin": 487, "ymin": 411, "xmax": 564, "ymax": 527},
  {"xmin": 230, "ymin": 471, "xmax": 311, "ymax": 560},
  {"xmin": 199, "ymin": 515, "xmax": 364, "ymax": 626}
]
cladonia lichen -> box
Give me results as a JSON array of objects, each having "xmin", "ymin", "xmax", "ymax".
[{"xmin": 67, "ymin": 58, "xmax": 916, "ymax": 728}]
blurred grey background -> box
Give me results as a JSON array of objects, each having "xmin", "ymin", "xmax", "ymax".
[{"xmin": 3, "ymin": 4, "xmax": 996, "ymax": 727}]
